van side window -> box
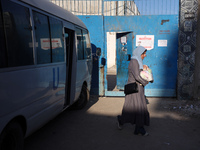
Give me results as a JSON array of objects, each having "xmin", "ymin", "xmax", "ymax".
[
  {"xmin": 83, "ymin": 30, "xmax": 91, "ymax": 59},
  {"xmin": 33, "ymin": 11, "xmax": 51, "ymax": 64},
  {"xmin": 75, "ymin": 28, "xmax": 84, "ymax": 60},
  {"xmin": 76, "ymin": 28, "xmax": 91, "ymax": 60},
  {"xmin": 1, "ymin": 0, "xmax": 33, "ymax": 67},
  {"xmin": 49, "ymin": 17, "xmax": 64, "ymax": 63}
]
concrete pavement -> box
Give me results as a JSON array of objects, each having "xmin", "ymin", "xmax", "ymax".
[{"xmin": 24, "ymin": 96, "xmax": 200, "ymax": 150}]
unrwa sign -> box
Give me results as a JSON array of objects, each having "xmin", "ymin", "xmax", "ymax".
[
  {"xmin": 136, "ymin": 35, "xmax": 154, "ymax": 50},
  {"xmin": 40, "ymin": 38, "xmax": 62, "ymax": 50}
]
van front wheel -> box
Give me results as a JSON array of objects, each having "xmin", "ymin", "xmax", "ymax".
[
  {"xmin": 73, "ymin": 84, "xmax": 89, "ymax": 109},
  {"xmin": 0, "ymin": 122, "xmax": 24, "ymax": 150}
]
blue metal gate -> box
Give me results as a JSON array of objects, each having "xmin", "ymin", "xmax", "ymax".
[
  {"xmin": 50, "ymin": 0, "xmax": 179, "ymax": 97},
  {"xmin": 116, "ymin": 32, "xmax": 133, "ymax": 90},
  {"xmin": 105, "ymin": 15, "xmax": 179, "ymax": 97}
]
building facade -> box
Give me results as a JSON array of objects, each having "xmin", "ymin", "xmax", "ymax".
[{"xmin": 51, "ymin": 0, "xmax": 200, "ymax": 100}]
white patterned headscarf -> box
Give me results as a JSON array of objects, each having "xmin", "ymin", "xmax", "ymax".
[{"xmin": 131, "ymin": 46, "xmax": 146, "ymax": 69}]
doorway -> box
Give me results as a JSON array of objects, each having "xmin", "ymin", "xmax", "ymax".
[
  {"xmin": 106, "ymin": 31, "xmax": 133, "ymax": 94},
  {"xmin": 107, "ymin": 32, "xmax": 117, "ymax": 91}
]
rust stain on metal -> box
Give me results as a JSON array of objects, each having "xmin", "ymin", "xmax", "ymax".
[
  {"xmin": 132, "ymin": 35, "xmax": 135, "ymax": 39},
  {"xmin": 161, "ymin": 19, "xmax": 169, "ymax": 25}
]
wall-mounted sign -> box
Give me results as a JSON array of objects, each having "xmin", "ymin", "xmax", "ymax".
[
  {"xmin": 158, "ymin": 40, "xmax": 167, "ymax": 47},
  {"xmin": 136, "ymin": 35, "xmax": 154, "ymax": 50},
  {"xmin": 121, "ymin": 36, "xmax": 127, "ymax": 44}
]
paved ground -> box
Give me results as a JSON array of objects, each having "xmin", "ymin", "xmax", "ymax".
[{"xmin": 24, "ymin": 96, "xmax": 200, "ymax": 150}]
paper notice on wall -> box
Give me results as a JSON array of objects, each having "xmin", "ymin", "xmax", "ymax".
[
  {"xmin": 41, "ymin": 38, "xmax": 62, "ymax": 50},
  {"xmin": 121, "ymin": 36, "xmax": 127, "ymax": 44},
  {"xmin": 136, "ymin": 35, "xmax": 154, "ymax": 50},
  {"xmin": 158, "ymin": 40, "xmax": 167, "ymax": 47}
]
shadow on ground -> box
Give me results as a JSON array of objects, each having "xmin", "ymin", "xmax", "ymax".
[{"xmin": 24, "ymin": 97, "xmax": 200, "ymax": 150}]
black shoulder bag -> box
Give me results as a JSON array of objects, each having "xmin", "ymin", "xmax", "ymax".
[{"xmin": 124, "ymin": 82, "xmax": 138, "ymax": 95}]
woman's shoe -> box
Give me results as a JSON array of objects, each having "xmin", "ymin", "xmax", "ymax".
[
  {"xmin": 142, "ymin": 132, "xmax": 149, "ymax": 136},
  {"xmin": 134, "ymin": 126, "xmax": 149, "ymax": 136}
]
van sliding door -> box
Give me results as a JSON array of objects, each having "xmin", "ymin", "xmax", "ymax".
[{"xmin": 64, "ymin": 28, "xmax": 74, "ymax": 106}]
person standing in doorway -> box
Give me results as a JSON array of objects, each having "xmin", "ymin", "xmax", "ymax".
[{"xmin": 117, "ymin": 46, "xmax": 150, "ymax": 136}]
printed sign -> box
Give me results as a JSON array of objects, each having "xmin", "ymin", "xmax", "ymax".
[
  {"xmin": 121, "ymin": 36, "xmax": 127, "ymax": 44},
  {"xmin": 159, "ymin": 30, "xmax": 170, "ymax": 34},
  {"xmin": 136, "ymin": 35, "xmax": 154, "ymax": 50},
  {"xmin": 41, "ymin": 38, "xmax": 62, "ymax": 50},
  {"xmin": 158, "ymin": 40, "xmax": 167, "ymax": 47}
]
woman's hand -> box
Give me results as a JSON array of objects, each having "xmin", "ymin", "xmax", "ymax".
[{"xmin": 143, "ymin": 65, "xmax": 148, "ymax": 70}]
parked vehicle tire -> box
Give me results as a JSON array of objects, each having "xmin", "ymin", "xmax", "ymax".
[
  {"xmin": 72, "ymin": 84, "xmax": 89, "ymax": 109},
  {"xmin": 0, "ymin": 121, "xmax": 24, "ymax": 150}
]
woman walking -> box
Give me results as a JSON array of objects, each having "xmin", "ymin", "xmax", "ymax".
[{"xmin": 117, "ymin": 46, "xmax": 150, "ymax": 136}]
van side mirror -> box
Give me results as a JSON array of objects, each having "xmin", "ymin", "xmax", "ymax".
[{"xmin": 96, "ymin": 48, "xmax": 101, "ymax": 56}]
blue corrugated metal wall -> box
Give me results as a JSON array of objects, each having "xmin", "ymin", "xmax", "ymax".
[
  {"xmin": 75, "ymin": 1, "xmax": 179, "ymax": 96},
  {"xmin": 52, "ymin": 0, "xmax": 180, "ymax": 96},
  {"xmin": 104, "ymin": 15, "xmax": 179, "ymax": 97},
  {"xmin": 51, "ymin": 0, "xmax": 200, "ymax": 100},
  {"xmin": 78, "ymin": 15, "xmax": 179, "ymax": 96}
]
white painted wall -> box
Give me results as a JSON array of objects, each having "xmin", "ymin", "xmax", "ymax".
[{"xmin": 107, "ymin": 32, "xmax": 116, "ymax": 68}]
